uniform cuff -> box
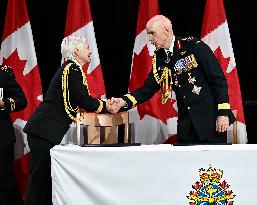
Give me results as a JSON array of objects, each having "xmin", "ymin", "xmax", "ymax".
[
  {"xmin": 96, "ymin": 100, "xmax": 105, "ymax": 113},
  {"xmin": 217, "ymin": 109, "xmax": 230, "ymax": 116},
  {"xmin": 218, "ymin": 103, "xmax": 230, "ymax": 110},
  {"xmin": 122, "ymin": 94, "xmax": 137, "ymax": 109}
]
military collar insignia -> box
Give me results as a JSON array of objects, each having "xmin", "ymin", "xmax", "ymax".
[{"xmin": 176, "ymin": 39, "xmax": 182, "ymax": 50}]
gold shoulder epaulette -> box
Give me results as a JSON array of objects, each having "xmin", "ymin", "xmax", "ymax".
[{"xmin": 181, "ymin": 37, "xmax": 200, "ymax": 48}]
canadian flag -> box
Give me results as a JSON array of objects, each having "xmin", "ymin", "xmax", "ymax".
[
  {"xmin": 0, "ymin": 0, "xmax": 43, "ymax": 199},
  {"xmin": 64, "ymin": 0, "xmax": 105, "ymax": 98},
  {"xmin": 201, "ymin": 0, "xmax": 247, "ymax": 143},
  {"xmin": 129, "ymin": 0, "xmax": 178, "ymax": 144}
]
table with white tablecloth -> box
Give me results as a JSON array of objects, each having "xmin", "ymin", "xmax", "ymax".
[{"xmin": 50, "ymin": 144, "xmax": 257, "ymax": 205}]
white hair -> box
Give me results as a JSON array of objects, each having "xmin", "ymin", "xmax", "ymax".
[{"xmin": 61, "ymin": 36, "xmax": 86, "ymax": 61}]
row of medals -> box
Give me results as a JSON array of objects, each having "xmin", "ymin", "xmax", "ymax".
[{"xmin": 165, "ymin": 52, "xmax": 202, "ymax": 95}]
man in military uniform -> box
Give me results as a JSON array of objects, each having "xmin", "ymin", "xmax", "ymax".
[
  {"xmin": 23, "ymin": 36, "xmax": 110, "ymax": 205},
  {"xmin": 0, "ymin": 64, "xmax": 27, "ymax": 205},
  {"xmin": 110, "ymin": 15, "xmax": 235, "ymax": 144}
]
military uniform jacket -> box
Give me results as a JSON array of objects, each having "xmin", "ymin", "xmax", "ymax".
[
  {"xmin": 0, "ymin": 65, "xmax": 27, "ymax": 149},
  {"xmin": 122, "ymin": 37, "xmax": 235, "ymax": 141},
  {"xmin": 24, "ymin": 60, "xmax": 106, "ymax": 145}
]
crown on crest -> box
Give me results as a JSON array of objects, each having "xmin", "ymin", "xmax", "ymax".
[{"xmin": 199, "ymin": 164, "xmax": 223, "ymax": 183}]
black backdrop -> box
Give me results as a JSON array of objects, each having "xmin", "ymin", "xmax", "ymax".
[{"xmin": 0, "ymin": 0, "xmax": 256, "ymax": 142}]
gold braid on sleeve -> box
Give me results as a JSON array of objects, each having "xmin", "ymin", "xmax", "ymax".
[
  {"xmin": 62, "ymin": 63, "xmax": 89, "ymax": 122},
  {"xmin": 96, "ymin": 100, "xmax": 103, "ymax": 113},
  {"xmin": 218, "ymin": 103, "xmax": 230, "ymax": 110},
  {"xmin": 124, "ymin": 94, "xmax": 137, "ymax": 107},
  {"xmin": 152, "ymin": 54, "xmax": 172, "ymax": 104}
]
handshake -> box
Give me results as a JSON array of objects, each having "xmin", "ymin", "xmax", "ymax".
[{"xmin": 105, "ymin": 97, "xmax": 127, "ymax": 114}]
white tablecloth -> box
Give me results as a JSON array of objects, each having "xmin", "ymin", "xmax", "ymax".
[{"xmin": 50, "ymin": 144, "xmax": 257, "ymax": 205}]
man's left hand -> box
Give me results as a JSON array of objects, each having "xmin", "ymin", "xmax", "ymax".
[{"xmin": 216, "ymin": 116, "xmax": 229, "ymax": 132}]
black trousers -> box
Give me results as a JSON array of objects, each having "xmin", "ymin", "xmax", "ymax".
[
  {"xmin": 25, "ymin": 135, "xmax": 55, "ymax": 205},
  {"xmin": 177, "ymin": 121, "xmax": 227, "ymax": 144},
  {"xmin": 0, "ymin": 143, "xmax": 23, "ymax": 205}
]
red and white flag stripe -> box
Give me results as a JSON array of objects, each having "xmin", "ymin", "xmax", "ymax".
[
  {"xmin": 201, "ymin": 0, "xmax": 247, "ymax": 143},
  {"xmin": 0, "ymin": 0, "xmax": 43, "ymax": 199},
  {"xmin": 129, "ymin": 0, "xmax": 178, "ymax": 144},
  {"xmin": 64, "ymin": 0, "xmax": 105, "ymax": 99}
]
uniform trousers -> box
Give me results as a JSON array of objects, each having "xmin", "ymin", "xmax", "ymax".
[
  {"xmin": 0, "ymin": 143, "xmax": 23, "ymax": 205},
  {"xmin": 25, "ymin": 135, "xmax": 54, "ymax": 205}
]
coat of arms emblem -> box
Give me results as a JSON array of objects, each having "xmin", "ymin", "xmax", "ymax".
[{"xmin": 187, "ymin": 165, "xmax": 235, "ymax": 204}]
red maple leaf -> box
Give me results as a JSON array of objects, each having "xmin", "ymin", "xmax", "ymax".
[
  {"xmin": 129, "ymin": 46, "xmax": 153, "ymax": 91},
  {"xmin": 137, "ymin": 93, "xmax": 177, "ymax": 123},
  {"xmin": 192, "ymin": 181, "xmax": 202, "ymax": 190},
  {"xmin": 226, "ymin": 190, "xmax": 233, "ymax": 195},
  {"xmin": 214, "ymin": 47, "xmax": 244, "ymax": 122},
  {"xmin": 3, "ymin": 49, "xmax": 42, "ymax": 122},
  {"xmin": 219, "ymin": 180, "xmax": 229, "ymax": 189},
  {"xmin": 130, "ymin": 46, "xmax": 177, "ymax": 124}
]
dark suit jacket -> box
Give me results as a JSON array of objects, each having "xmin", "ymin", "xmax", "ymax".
[
  {"xmin": 122, "ymin": 37, "xmax": 235, "ymax": 142},
  {"xmin": 0, "ymin": 65, "xmax": 27, "ymax": 149},
  {"xmin": 24, "ymin": 60, "xmax": 106, "ymax": 145}
]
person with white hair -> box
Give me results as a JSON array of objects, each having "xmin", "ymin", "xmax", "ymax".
[{"xmin": 23, "ymin": 35, "xmax": 109, "ymax": 205}]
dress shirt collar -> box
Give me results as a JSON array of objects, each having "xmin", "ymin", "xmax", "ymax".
[{"xmin": 165, "ymin": 35, "xmax": 175, "ymax": 54}]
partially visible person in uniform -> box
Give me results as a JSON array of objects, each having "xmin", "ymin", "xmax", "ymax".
[
  {"xmin": 23, "ymin": 36, "xmax": 110, "ymax": 205},
  {"xmin": 0, "ymin": 64, "xmax": 27, "ymax": 205},
  {"xmin": 110, "ymin": 15, "xmax": 235, "ymax": 144}
]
